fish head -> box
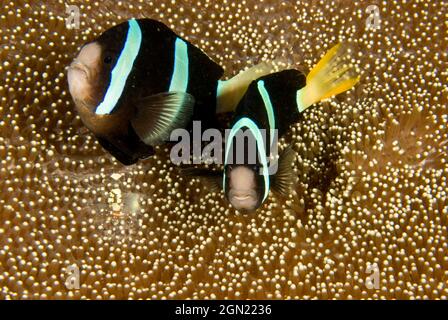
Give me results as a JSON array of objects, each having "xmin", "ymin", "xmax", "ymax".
[
  {"xmin": 67, "ymin": 21, "xmax": 129, "ymax": 114},
  {"xmin": 67, "ymin": 41, "xmax": 105, "ymax": 111},
  {"xmin": 225, "ymin": 164, "xmax": 265, "ymax": 213}
]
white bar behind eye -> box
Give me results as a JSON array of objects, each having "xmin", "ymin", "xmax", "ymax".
[{"xmin": 95, "ymin": 19, "xmax": 142, "ymax": 115}]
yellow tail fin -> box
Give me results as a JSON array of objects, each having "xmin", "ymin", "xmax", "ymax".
[{"xmin": 296, "ymin": 43, "xmax": 360, "ymax": 112}]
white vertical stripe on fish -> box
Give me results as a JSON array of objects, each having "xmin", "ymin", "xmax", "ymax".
[
  {"xmin": 224, "ymin": 117, "xmax": 270, "ymax": 201},
  {"xmin": 257, "ymin": 80, "xmax": 276, "ymax": 147},
  {"xmin": 169, "ymin": 38, "xmax": 189, "ymax": 92},
  {"xmin": 95, "ymin": 19, "xmax": 142, "ymax": 115}
]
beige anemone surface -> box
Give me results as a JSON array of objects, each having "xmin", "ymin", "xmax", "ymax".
[{"xmin": 0, "ymin": 0, "xmax": 447, "ymax": 299}]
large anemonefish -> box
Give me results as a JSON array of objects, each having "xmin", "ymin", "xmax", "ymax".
[
  {"xmin": 68, "ymin": 18, "xmax": 276, "ymax": 165},
  {"xmin": 184, "ymin": 43, "xmax": 360, "ymax": 213}
]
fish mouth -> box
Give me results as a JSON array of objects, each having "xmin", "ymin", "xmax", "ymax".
[
  {"xmin": 228, "ymin": 189, "xmax": 259, "ymax": 212},
  {"xmin": 229, "ymin": 189, "xmax": 258, "ymax": 202},
  {"xmin": 68, "ymin": 60, "xmax": 90, "ymax": 79},
  {"xmin": 233, "ymin": 194, "xmax": 252, "ymax": 201}
]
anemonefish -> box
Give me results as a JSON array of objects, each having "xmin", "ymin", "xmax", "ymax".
[
  {"xmin": 68, "ymin": 18, "xmax": 277, "ymax": 165},
  {"xmin": 184, "ymin": 43, "xmax": 360, "ymax": 213}
]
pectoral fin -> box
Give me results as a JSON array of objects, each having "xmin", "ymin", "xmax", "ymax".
[
  {"xmin": 271, "ymin": 146, "xmax": 296, "ymax": 196},
  {"xmin": 180, "ymin": 167, "xmax": 223, "ymax": 193},
  {"xmin": 131, "ymin": 91, "xmax": 195, "ymax": 147}
]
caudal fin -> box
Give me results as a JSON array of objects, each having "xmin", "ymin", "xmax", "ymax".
[
  {"xmin": 296, "ymin": 43, "xmax": 360, "ymax": 112},
  {"xmin": 216, "ymin": 59, "xmax": 286, "ymax": 113}
]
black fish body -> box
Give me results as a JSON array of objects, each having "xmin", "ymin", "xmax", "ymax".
[
  {"xmin": 231, "ymin": 69, "xmax": 306, "ymax": 141},
  {"xmin": 186, "ymin": 43, "xmax": 360, "ymax": 212},
  {"xmin": 222, "ymin": 69, "xmax": 306, "ymax": 211},
  {"xmin": 68, "ymin": 18, "xmax": 224, "ymax": 165},
  {"xmin": 103, "ymin": 19, "xmax": 224, "ymax": 123}
]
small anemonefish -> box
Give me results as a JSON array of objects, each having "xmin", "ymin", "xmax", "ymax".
[
  {"xmin": 184, "ymin": 43, "xmax": 360, "ymax": 213},
  {"xmin": 68, "ymin": 18, "xmax": 276, "ymax": 165}
]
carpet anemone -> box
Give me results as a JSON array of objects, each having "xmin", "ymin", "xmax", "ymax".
[{"xmin": 0, "ymin": 0, "xmax": 446, "ymax": 299}]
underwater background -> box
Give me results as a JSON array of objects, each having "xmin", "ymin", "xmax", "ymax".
[{"xmin": 0, "ymin": 0, "xmax": 447, "ymax": 299}]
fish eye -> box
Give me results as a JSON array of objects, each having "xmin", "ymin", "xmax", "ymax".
[
  {"xmin": 103, "ymin": 56, "xmax": 113, "ymax": 64},
  {"xmin": 253, "ymin": 164, "xmax": 263, "ymax": 174}
]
